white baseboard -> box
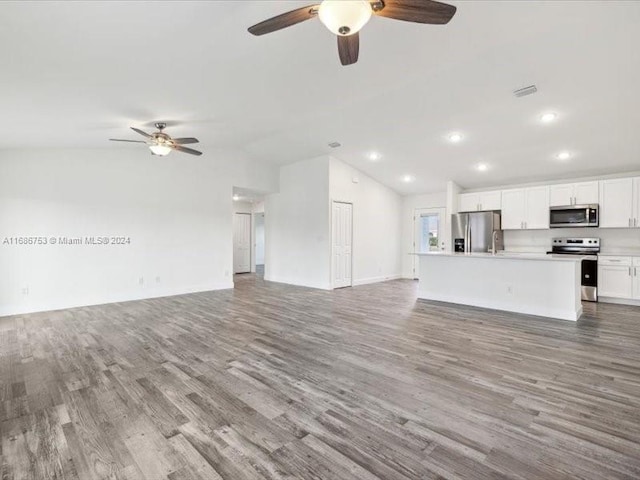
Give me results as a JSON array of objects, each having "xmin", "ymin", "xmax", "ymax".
[
  {"xmin": 352, "ymin": 274, "xmax": 402, "ymax": 286},
  {"xmin": 263, "ymin": 275, "xmax": 332, "ymax": 291},
  {"xmin": 598, "ymin": 296, "xmax": 640, "ymax": 307},
  {"xmin": 0, "ymin": 282, "xmax": 234, "ymax": 318}
]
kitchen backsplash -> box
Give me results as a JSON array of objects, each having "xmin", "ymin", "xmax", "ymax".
[{"xmin": 504, "ymin": 228, "xmax": 640, "ymax": 253}]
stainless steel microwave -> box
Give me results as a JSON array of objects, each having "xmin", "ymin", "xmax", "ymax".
[{"xmin": 550, "ymin": 204, "xmax": 599, "ymax": 228}]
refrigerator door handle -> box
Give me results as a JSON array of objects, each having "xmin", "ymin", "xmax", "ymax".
[{"xmin": 467, "ymin": 221, "xmax": 471, "ymax": 253}]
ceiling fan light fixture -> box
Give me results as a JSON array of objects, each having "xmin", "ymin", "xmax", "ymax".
[
  {"xmin": 149, "ymin": 144, "xmax": 172, "ymax": 156},
  {"xmin": 318, "ymin": 0, "xmax": 372, "ymax": 36}
]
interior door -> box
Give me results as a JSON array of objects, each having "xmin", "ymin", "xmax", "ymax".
[
  {"xmin": 233, "ymin": 213, "xmax": 251, "ymax": 274},
  {"xmin": 332, "ymin": 202, "xmax": 353, "ymax": 288},
  {"xmin": 413, "ymin": 207, "xmax": 447, "ymax": 278}
]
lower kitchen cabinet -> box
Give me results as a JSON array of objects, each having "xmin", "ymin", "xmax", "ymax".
[{"xmin": 598, "ymin": 256, "xmax": 634, "ymax": 299}]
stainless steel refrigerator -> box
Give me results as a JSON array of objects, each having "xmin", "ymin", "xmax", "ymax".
[{"xmin": 452, "ymin": 212, "xmax": 504, "ymax": 253}]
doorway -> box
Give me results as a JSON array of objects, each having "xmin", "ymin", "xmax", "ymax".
[
  {"xmin": 332, "ymin": 201, "xmax": 353, "ymax": 289},
  {"xmin": 413, "ymin": 207, "xmax": 447, "ymax": 278},
  {"xmin": 233, "ymin": 213, "xmax": 251, "ymax": 274},
  {"xmin": 255, "ymin": 212, "xmax": 265, "ymax": 276}
]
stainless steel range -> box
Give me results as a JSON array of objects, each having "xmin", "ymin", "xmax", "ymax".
[{"xmin": 547, "ymin": 237, "xmax": 600, "ymax": 302}]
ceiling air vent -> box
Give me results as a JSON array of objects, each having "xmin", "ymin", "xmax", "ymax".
[
  {"xmin": 328, "ymin": 141, "xmax": 342, "ymax": 148},
  {"xmin": 513, "ymin": 85, "xmax": 537, "ymax": 98}
]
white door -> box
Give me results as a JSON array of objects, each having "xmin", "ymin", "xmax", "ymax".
[
  {"xmin": 233, "ymin": 213, "xmax": 251, "ymax": 273},
  {"xmin": 549, "ymin": 184, "xmax": 574, "ymax": 207},
  {"xmin": 332, "ymin": 202, "xmax": 353, "ymax": 289},
  {"xmin": 574, "ymin": 181, "xmax": 599, "ymax": 205},
  {"xmin": 501, "ymin": 189, "xmax": 526, "ymax": 230},
  {"xmin": 525, "ymin": 186, "xmax": 550, "ymax": 229},
  {"xmin": 413, "ymin": 207, "xmax": 447, "ymax": 278},
  {"xmin": 600, "ymin": 178, "xmax": 633, "ymax": 228}
]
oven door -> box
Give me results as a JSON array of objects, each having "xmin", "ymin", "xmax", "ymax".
[{"xmin": 550, "ymin": 205, "xmax": 599, "ymax": 228}]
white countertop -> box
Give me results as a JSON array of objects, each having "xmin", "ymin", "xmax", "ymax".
[{"xmin": 415, "ymin": 251, "xmax": 585, "ymax": 262}]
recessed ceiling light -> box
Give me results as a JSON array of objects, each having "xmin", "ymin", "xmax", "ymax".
[
  {"xmin": 477, "ymin": 163, "xmax": 488, "ymax": 172},
  {"xmin": 556, "ymin": 151, "xmax": 571, "ymax": 161},
  {"xmin": 402, "ymin": 174, "xmax": 415, "ymax": 183},
  {"xmin": 232, "ymin": 194, "xmax": 240, "ymax": 201},
  {"xmin": 541, "ymin": 112, "xmax": 557, "ymax": 123},
  {"xmin": 449, "ymin": 132, "xmax": 463, "ymax": 143},
  {"xmin": 368, "ymin": 152, "xmax": 381, "ymax": 161}
]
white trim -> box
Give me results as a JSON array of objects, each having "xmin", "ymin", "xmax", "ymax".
[
  {"xmin": 0, "ymin": 282, "xmax": 234, "ymax": 318},
  {"xmin": 352, "ymin": 274, "xmax": 402, "ymax": 286}
]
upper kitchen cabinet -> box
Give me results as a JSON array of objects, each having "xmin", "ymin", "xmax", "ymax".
[
  {"xmin": 599, "ymin": 178, "xmax": 634, "ymax": 228},
  {"xmin": 501, "ymin": 186, "xmax": 549, "ymax": 230},
  {"xmin": 549, "ymin": 181, "xmax": 599, "ymax": 207},
  {"xmin": 458, "ymin": 190, "xmax": 502, "ymax": 212}
]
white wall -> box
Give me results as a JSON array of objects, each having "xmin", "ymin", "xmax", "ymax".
[
  {"xmin": 0, "ymin": 147, "xmax": 278, "ymax": 316},
  {"xmin": 265, "ymin": 156, "xmax": 331, "ymax": 290},
  {"xmin": 401, "ymin": 192, "xmax": 447, "ymax": 278},
  {"xmin": 329, "ymin": 158, "xmax": 403, "ymax": 286}
]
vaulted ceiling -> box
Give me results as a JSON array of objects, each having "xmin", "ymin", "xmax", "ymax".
[{"xmin": 1, "ymin": 1, "xmax": 639, "ymax": 194}]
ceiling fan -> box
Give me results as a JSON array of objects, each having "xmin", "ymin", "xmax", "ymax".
[
  {"xmin": 109, "ymin": 123, "xmax": 202, "ymax": 156},
  {"xmin": 248, "ymin": 0, "xmax": 456, "ymax": 66}
]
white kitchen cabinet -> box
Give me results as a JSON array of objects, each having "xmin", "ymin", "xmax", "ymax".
[
  {"xmin": 501, "ymin": 189, "xmax": 526, "ymax": 230},
  {"xmin": 598, "ymin": 257, "xmax": 633, "ymax": 299},
  {"xmin": 633, "ymin": 178, "xmax": 640, "ymax": 228},
  {"xmin": 458, "ymin": 193, "xmax": 480, "ymax": 213},
  {"xmin": 599, "ymin": 178, "xmax": 634, "ymax": 228},
  {"xmin": 549, "ymin": 181, "xmax": 599, "ymax": 207},
  {"xmin": 574, "ymin": 181, "xmax": 599, "ymax": 205},
  {"xmin": 525, "ymin": 186, "xmax": 550, "ymax": 229},
  {"xmin": 634, "ymin": 258, "xmax": 640, "ymax": 299},
  {"xmin": 549, "ymin": 184, "xmax": 574, "ymax": 207},
  {"xmin": 458, "ymin": 190, "xmax": 502, "ymax": 212},
  {"xmin": 501, "ymin": 187, "xmax": 549, "ymax": 230}
]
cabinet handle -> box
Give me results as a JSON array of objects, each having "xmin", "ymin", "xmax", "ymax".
[
  {"xmin": 630, "ymin": 267, "xmax": 633, "ymax": 276},
  {"xmin": 635, "ymin": 218, "xmax": 638, "ymax": 227},
  {"xmin": 635, "ymin": 267, "xmax": 637, "ymax": 277}
]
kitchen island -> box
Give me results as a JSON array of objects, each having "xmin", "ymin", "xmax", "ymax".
[{"xmin": 416, "ymin": 252, "xmax": 583, "ymax": 321}]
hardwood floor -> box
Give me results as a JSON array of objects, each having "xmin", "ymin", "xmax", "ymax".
[{"xmin": 2, "ymin": 275, "xmax": 640, "ymax": 479}]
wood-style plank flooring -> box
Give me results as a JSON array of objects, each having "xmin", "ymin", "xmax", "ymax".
[{"xmin": 2, "ymin": 273, "xmax": 640, "ymax": 479}]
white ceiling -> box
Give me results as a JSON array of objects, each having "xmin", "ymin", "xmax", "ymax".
[{"xmin": 1, "ymin": 1, "xmax": 639, "ymax": 194}]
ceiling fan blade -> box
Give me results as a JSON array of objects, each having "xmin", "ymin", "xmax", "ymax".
[
  {"xmin": 130, "ymin": 127, "xmax": 153, "ymax": 138},
  {"xmin": 373, "ymin": 0, "xmax": 456, "ymax": 24},
  {"xmin": 173, "ymin": 145, "xmax": 202, "ymax": 156},
  {"xmin": 338, "ymin": 33, "xmax": 359, "ymax": 66},
  {"xmin": 248, "ymin": 4, "xmax": 320, "ymax": 36},
  {"xmin": 172, "ymin": 137, "xmax": 199, "ymax": 145},
  {"xmin": 109, "ymin": 139, "xmax": 146, "ymax": 143}
]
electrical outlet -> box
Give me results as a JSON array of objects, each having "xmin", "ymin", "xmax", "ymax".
[
  {"xmin": 21, "ymin": 287, "xmax": 29, "ymax": 295},
  {"xmin": 138, "ymin": 277, "xmax": 144, "ymax": 285},
  {"xmin": 155, "ymin": 276, "xmax": 161, "ymax": 284},
  {"xmin": 507, "ymin": 285, "xmax": 513, "ymax": 294}
]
